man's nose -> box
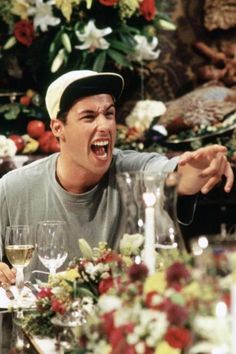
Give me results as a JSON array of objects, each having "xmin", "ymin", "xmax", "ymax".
[{"xmin": 96, "ymin": 114, "xmax": 110, "ymax": 130}]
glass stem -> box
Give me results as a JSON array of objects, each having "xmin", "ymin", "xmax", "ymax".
[
  {"xmin": 16, "ymin": 267, "xmax": 24, "ymax": 295},
  {"xmin": 49, "ymin": 267, "xmax": 56, "ymax": 275}
]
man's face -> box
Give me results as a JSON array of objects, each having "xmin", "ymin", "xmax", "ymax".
[{"xmin": 53, "ymin": 94, "xmax": 116, "ymax": 177}]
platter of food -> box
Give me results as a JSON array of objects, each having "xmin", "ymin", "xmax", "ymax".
[{"xmin": 165, "ymin": 112, "xmax": 236, "ymax": 144}]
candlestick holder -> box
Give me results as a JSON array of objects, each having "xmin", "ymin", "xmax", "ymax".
[{"xmin": 116, "ymin": 171, "xmax": 186, "ymax": 270}]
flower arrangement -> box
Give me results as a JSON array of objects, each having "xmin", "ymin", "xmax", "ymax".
[
  {"xmin": 22, "ymin": 236, "xmax": 143, "ymax": 336},
  {"xmin": 0, "ymin": 0, "xmax": 175, "ymax": 89},
  {"xmin": 21, "ymin": 237, "xmax": 232, "ymax": 354}
]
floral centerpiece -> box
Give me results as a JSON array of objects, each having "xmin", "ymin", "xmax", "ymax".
[
  {"xmin": 21, "ymin": 236, "xmax": 232, "ymax": 354},
  {"xmin": 0, "ymin": 0, "xmax": 175, "ymax": 88}
]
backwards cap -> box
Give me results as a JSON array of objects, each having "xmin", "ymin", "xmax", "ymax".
[{"xmin": 45, "ymin": 70, "xmax": 124, "ymax": 119}]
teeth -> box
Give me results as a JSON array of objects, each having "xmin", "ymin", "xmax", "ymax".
[{"xmin": 92, "ymin": 140, "xmax": 109, "ymax": 146}]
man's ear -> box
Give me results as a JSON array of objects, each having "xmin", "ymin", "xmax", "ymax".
[{"xmin": 50, "ymin": 119, "xmax": 65, "ymax": 140}]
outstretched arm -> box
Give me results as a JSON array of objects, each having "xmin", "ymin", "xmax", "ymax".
[{"xmin": 177, "ymin": 145, "xmax": 234, "ymax": 195}]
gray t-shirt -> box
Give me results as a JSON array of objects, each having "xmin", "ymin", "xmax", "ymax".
[{"xmin": 0, "ymin": 149, "xmax": 178, "ymax": 280}]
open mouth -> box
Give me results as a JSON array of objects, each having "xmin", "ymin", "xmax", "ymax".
[{"xmin": 91, "ymin": 140, "xmax": 109, "ymax": 158}]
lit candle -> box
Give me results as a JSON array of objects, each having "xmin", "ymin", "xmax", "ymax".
[
  {"xmin": 143, "ymin": 192, "xmax": 156, "ymax": 275},
  {"xmin": 231, "ymin": 284, "xmax": 236, "ymax": 354}
]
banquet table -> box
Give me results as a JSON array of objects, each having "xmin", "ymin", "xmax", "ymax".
[{"xmin": 0, "ymin": 311, "xmax": 59, "ymax": 354}]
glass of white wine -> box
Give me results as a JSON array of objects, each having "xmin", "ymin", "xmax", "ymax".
[
  {"xmin": 36, "ymin": 221, "xmax": 68, "ymax": 276},
  {"xmin": 5, "ymin": 225, "xmax": 34, "ymax": 307}
]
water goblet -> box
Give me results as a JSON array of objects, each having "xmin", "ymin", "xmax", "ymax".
[
  {"xmin": 4, "ymin": 225, "xmax": 34, "ymax": 307},
  {"xmin": 35, "ymin": 221, "xmax": 68, "ymax": 276}
]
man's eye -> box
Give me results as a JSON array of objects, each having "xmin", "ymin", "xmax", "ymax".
[
  {"xmin": 81, "ymin": 115, "xmax": 95, "ymax": 121},
  {"xmin": 106, "ymin": 111, "xmax": 115, "ymax": 118}
]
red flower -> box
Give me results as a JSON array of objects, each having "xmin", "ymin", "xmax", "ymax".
[
  {"xmin": 98, "ymin": 276, "xmax": 114, "ymax": 294},
  {"xmin": 139, "ymin": 0, "xmax": 156, "ymax": 21},
  {"xmin": 37, "ymin": 287, "xmax": 53, "ymax": 299},
  {"xmin": 14, "ymin": 20, "xmax": 34, "ymax": 46},
  {"xmin": 165, "ymin": 327, "xmax": 191, "ymax": 349},
  {"xmin": 98, "ymin": 0, "xmax": 119, "ymax": 6},
  {"xmin": 100, "ymin": 250, "xmax": 122, "ymax": 264},
  {"xmin": 109, "ymin": 324, "xmax": 134, "ymax": 349},
  {"xmin": 166, "ymin": 262, "xmax": 190, "ymax": 287},
  {"xmin": 128, "ymin": 263, "xmax": 148, "ymax": 282},
  {"xmin": 102, "ymin": 311, "xmax": 115, "ymax": 335},
  {"xmin": 51, "ymin": 299, "xmax": 66, "ymax": 314},
  {"xmin": 166, "ymin": 303, "xmax": 189, "ymax": 326}
]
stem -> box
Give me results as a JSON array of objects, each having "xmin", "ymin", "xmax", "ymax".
[{"xmin": 16, "ymin": 267, "xmax": 24, "ymax": 295}]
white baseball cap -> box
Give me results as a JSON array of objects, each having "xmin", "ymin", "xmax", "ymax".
[{"xmin": 45, "ymin": 70, "xmax": 124, "ymax": 119}]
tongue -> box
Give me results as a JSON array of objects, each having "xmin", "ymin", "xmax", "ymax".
[{"xmin": 93, "ymin": 145, "xmax": 106, "ymax": 156}]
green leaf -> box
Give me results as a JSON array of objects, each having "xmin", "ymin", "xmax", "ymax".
[
  {"xmin": 110, "ymin": 40, "xmax": 133, "ymax": 54},
  {"xmin": 92, "ymin": 51, "xmax": 106, "ymax": 72},
  {"xmin": 75, "ymin": 286, "xmax": 97, "ymax": 300},
  {"xmin": 107, "ymin": 49, "xmax": 132, "ymax": 68}
]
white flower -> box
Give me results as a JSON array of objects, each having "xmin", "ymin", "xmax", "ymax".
[
  {"xmin": 193, "ymin": 315, "xmax": 231, "ymax": 345},
  {"xmin": 98, "ymin": 295, "xmax": 122, "ymax": 313},
  {"xmin": 120, "ymin": 233, "xmax": 144, "ymax": 256},
  {"xmin": 0, "ymin": 136, "xmax": 17, "ymax": 157},
  {"xmin": 75, "ymin": 20, "xmax": 112, "ymax": 51},
  {"xmin": 28, "ymin": 0, "xmax": 61, "ymax": 32},
  {"xmin": 125, "ymin": 100, "xmax": 166, "ymax": 133},
  {"xmin": 129, "ymin": 35, "xmax": 161, "ymax": 62}
]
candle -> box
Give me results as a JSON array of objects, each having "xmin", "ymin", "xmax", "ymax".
[
  {"xmin": 143, "ymin": 192, "xmax": 156, "ymax": 275},
  {"xmin": 231, "ymin": 284, "xmax": 236, "ymax": 354}
]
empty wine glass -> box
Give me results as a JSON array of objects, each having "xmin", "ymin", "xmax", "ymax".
[
  {"xmin": 4, "ymin": 225, "xmax": 34, "ymax": 307},
  {"xmin": 35, "ymin": 221, "xmax": 68, "ymax": 276}
]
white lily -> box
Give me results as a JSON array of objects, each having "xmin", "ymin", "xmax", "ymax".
[
  {"xmin": 28, "ymin": 0, "xmax": 61, "ymax": 32},
  {"xmin": 75, "ymin": 20, "xmax": 112, "ymax": 52},
  {"xmin": 130, "ymin": 35, "xmax": 161, "ymax": 62},
  {"xmin": 120, "ymin": 233, "xmax": 144, "ymax": 256}
]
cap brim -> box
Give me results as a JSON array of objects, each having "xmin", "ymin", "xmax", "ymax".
[{"xmin": 59, "ymin": 73, "xmax": 124, "ymax": 114}]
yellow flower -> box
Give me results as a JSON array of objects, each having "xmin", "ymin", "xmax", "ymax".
[
  {"xmin": 11, "ymin": 0, "xmax": 29, "ymax": 20},
  {"xmin": 155, "ymin": 341, "xmax": 181, "ymax": 354},
  {"xmin": 55, "ymin": 0, "xmax": 80, "ymax": 22},
  {"xmin": 63, "ymin": 268, "xmax": 80, "ymax": 281},
  {"xmin": 182, "ymin": 281, "xmax": 202, "ymax": 300},
  {"xmin": 144, "ymin": 271, "xmax": 167, "ymax": 294}
]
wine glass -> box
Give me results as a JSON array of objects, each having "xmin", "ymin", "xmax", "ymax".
[
  {"xmin": 4, "ymin": 225, "xmax": 34, "ymax": 307},
  {"xmin": 35, "ymin": 221, "xmax": 68, "ymax": 276}
]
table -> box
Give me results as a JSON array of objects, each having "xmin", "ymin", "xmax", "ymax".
[
  {"xmin": 0, "ymin": 311, "xmax": 58, "ymax": 354},
  {"xmin": 0, "ymin": 311, "xmax": 37, "ymax": 353}
]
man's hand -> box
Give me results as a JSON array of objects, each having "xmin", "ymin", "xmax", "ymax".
[
  {"xmin": 0, "ymin": 262, "xmax": 16, "ymax": 285},
  {"xmin": 177, "ymin": 145, "xmax": 234, "ymax": 195}
]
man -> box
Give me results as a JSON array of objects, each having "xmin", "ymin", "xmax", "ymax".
[{"xmin": 0, "ymin": 70, "xmax": 234, "ymax": 284}]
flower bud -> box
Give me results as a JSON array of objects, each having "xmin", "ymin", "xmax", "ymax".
[
  {"xmin": 50, "ymin": 49, "xmax": 65, "ymax": 73},
  {"xmin": 61, "ymin": 33, "xmax": 72, "ymax": 53},
  {"xmin": 3, "ymin": 36, "xmax": 17, "ymax": 50},
  {"xmin": 159, "ymin": 19, "xmax": 176, "ymax": 31},
  {"xmin": 78, "ymin": 238, "xmax": 93, "ymax": 260}
]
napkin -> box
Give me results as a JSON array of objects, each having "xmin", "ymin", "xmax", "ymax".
[{"xmin": 0, "ymin": 286, "xmax": 36, "ymax": 309}]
